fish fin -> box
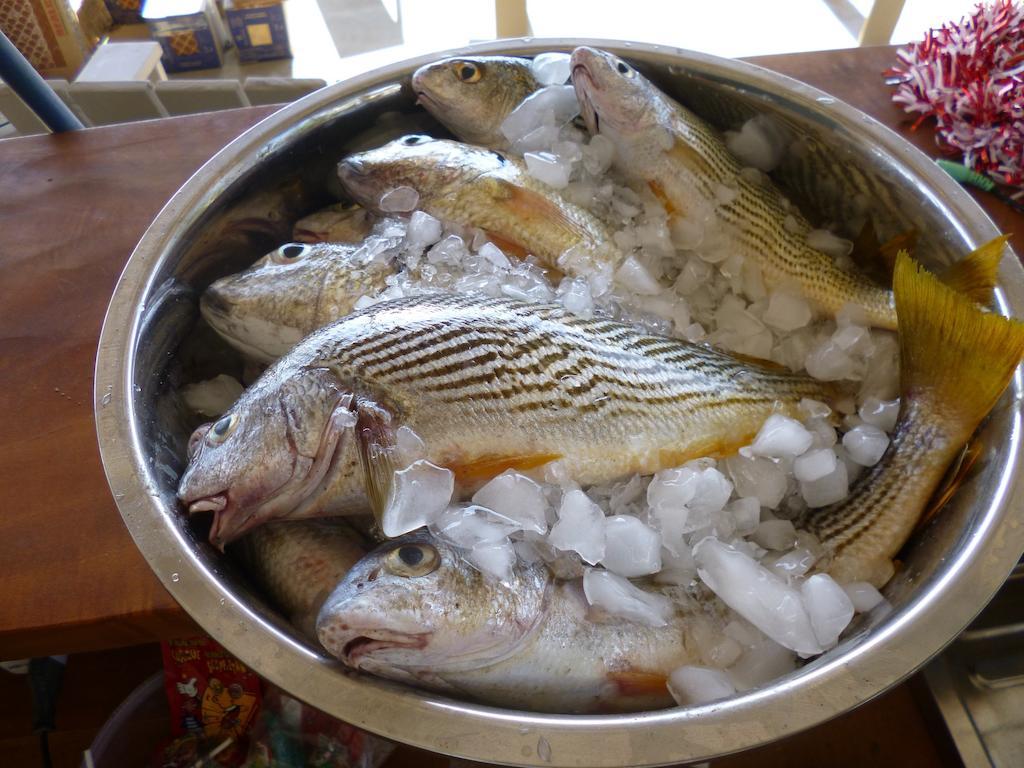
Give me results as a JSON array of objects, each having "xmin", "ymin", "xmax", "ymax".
[
  {"xmin": 727, "ymin": 350, "xmax": 789, "ymax": 372},
  {"xmin": 939, "ymin": 235, "xmax": 1008, "ymax": 305},
  {"xmin": 878, "ymin": 228, "xmax": 917, "ymax": 273},
  {"xmin": 851, "ymin": 222, "xmax": 917, "ymax": 286},
  {"xmin": 647, "ymin": 180, "xmax": 676, "ymax": 216},
  {"xmin": 607, "ymin": 670, "xmax": 669, "ymax": 697},
  {"xmin": 915, "ymin": 441, "xmax": 983, "ymax": 533},
  {"xmin": 353, "ymin": 399, "xmax": 399, "ymax": 522},
  {"xmin": 482, "ymin": 232, "xmax": 531, "ymax": 261},
  {"xmin": 667, "ymin": 137, "xmax": 716, "ymax": 180},
  {"xmin": 447, "ymin": 453, "xmax": 562, "ymax": 487},
  {"xmin": 495, "ymin": 183, "xmax": 590, "ymax": 267},
  {"xmin": 895, "ymin": 250, "xmax": 1024, "ymax": 444}
]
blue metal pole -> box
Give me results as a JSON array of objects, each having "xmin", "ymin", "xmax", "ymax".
[{"xmin": 0, "ymin": 28, "xmax": 83, "ymax": 132}]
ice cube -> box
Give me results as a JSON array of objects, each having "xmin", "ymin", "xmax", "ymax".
[
  {"xmin": 558, "ymin": 277, "xmax": 594, "ymax": 316},
  {"xmin": 858, "ymin": 397, "xmax": 900, "ymax": 432},
  {"xmin": 647, "ymin": 467, "xmax": 697, "ymax": 511},
  {"xmin": 472, "ymin": 471, "xmax": 549, "ymax": 534},
  {"xmin": 513, "ymin": 124, "xmax": 561, "ymax": 154},
  {"xmin": 395, "ymin": 425, "xmax": 426, "ymax": 465},
  {"xmin": 800, "ymin": 459, "xmax": 849, "ymax": 508},
  {"xmin": 727, "ymin": 497, "xmax": 761, "ymax": 535},
  {"xmin": 501, "ymin": 85, "xmax": 580, "ymax": 143},
  {"xmin": 531, "ymin": 51, "xmax": 572, "ymax": 84},
  {"xmin": 767, "ymin": 548, "xmax": 817, "ymax": 578},
  {"xmin": 582, "ymin": 568, "xmax": 673, "ymax": 627},
  {"xmin": 805, "ymin": 339, "xmax": 857, "ymax": 381},
  {"xmin": 181, "ymin": 374, "xmax": 244, "ymax": 417},
  {"xmin": 469, "ymin": 540, "xmax": 516, "ymax": 582},
  {"xmin": 582, "ymin": 134, "xmax": 615, "ymax": 175},
  {"xmin": 832, "ymin": 323, "xmax": 868, "ymax": 352},
  {"xmin": 430, "ymin": 504, "xmax": 521, "ymax": 549},
  {"xmin": 727, "ymin": 637, "xmax": 796, "ymax": 690},
  {"xmin": 379, "ymin": 186, "xmax": 419, "ymax": 213},
  {"xmin": 668, "ymin": 666, "xmax": 737, "ymax": 705},
  {"xmin": 405, "ymin": 211, "xmax": 442, "ymax": 246},
  {"xmin": 724, "ymin": 115, "xmax": 787, "ymax": 172},
  {"xmin": 793, "ymin": 448, "xmax": 838, "ymax": 483},
  {"xmin": 724, "ymin": 454, "xmax": 787, "ymax": 509},
  {"xmin": 615, "ymin": 255, "xmax": 662, "ymax": 295},
  {"xmin": 548, "ymin": 489, "xmax": 606, "ymax": 565},
  {"xmin": 801, "ymin": 573, "xmax": 855, "ymax": 648},
  {"xmin": 689, "ymin": 467, "xmax": 733, "ymax": 515},
  {"xmin": 806, "ymin": 228, "xmax": 853, "ymax": 258},
  {"xmin": 842, "ymin": 424, "xmax": 890, "ymax": 466},
  {"xmin": 843, "ymin": 581, "xmax": 885, "ymax": 612},
  {"xmin": 747, "ymin": 414, "xmax": 813, "ymax": 458},
  {"xmin": 804, "ymin": 419, "xmax": 838, "ymax": 449},
  {"xmin": 655, "ymin": 544, "xmax": 697, "ymax": 586},
  {"xmin": 763, "ymin": 291, "xmax": 812, "ymax": 331},
  {"xmin": 601, "ymin": 516, "xmax": 662, "ymax": 576},
  {"xmin": 478, "ymin": 241, "xmax": 511, "ymax": 269},
  {"xmin": 381, "ymin": 460, "xmax": 454, "ymax": 537},
  {"xmin": 609, "ymin": 474, "xmax": 648, "ymax": 514},
  {"xmin": 693, "ymin": 538, "xmax": 822, "ymax": 655},
  {"xmin": 799, "ymin": 398, "xmax": 832, "ymax": 419},
  {"xmin": 752, "ymin": 519, "xmax": 797, "ymax": 551},
  {"xmin": 524, "ymin": 151, "xmax": 572, "ymax": 189}
]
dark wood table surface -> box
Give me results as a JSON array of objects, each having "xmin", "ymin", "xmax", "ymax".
[{"xmin": 2, "ymin": 44, "xmax": 1017, "ymax": 766}]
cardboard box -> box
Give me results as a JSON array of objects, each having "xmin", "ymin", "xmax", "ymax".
[
  {"xmin": 0, "ymin": 0, "xmax": 91, "ymax": 78},
  {"xmin": 102, "ymin": 0, "xmax": 142, "ymax": 25},
  {"xmin": 141, "ymin": 0, "xmax": 222, "ymax": 73},
  {"xmin": 224, "ymin": 0, "xmax": 289, "ymax": 62}
]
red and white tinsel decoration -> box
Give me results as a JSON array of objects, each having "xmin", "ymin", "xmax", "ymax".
[{"xmin": 886, "ymin": 0, "xmax": 1024, "ymax": 191}]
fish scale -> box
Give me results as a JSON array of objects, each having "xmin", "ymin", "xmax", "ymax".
[{"xmin": 314, "ymin": 293, "xmax": 830, "ymax": 470}]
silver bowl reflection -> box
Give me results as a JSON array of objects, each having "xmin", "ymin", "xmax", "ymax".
[{"xmin": 94, "ymin": 39, "xmax": 1024, "ymax": 767}]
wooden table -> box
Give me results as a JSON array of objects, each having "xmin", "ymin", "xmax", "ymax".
[{"xmin": 1, "ymin": 44, "xmax": 1017, "ymax": 765}]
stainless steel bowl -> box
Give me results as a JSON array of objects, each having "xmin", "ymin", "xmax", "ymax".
[{"xmin": 95, "ymin": 39, "xmax": 1024, "ymax": 767}]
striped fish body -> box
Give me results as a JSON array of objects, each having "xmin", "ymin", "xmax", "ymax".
[
  {"xmin": 308, "ymin": 293, "xmax": 830, "ymax": 483},
  {"xmin": 337, "ymin": 136, "xmax": 618, "ymax": 273},
  {"xmin": 569, "ymin": 46, "xmax": 897, "ymax": 329},
  {"xmin": 179, "ymin": 292, "xmax": 831, "ymax": 545}
]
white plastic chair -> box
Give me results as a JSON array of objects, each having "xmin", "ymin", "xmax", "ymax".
[
  {"xmin": 155, "ymin": 79, "xmax": 250, "ymax": 116},
  {"xmin": 0, "ymin": 83, "xmax": 48, "ymax": 136},
  {"xmin": 243, "ymin": 77, "xmax": 326, "ymax": 106},
  {"xmin": 76, "ymin": 42, "xmax": 167, "ymax": 84},
  {"xmin": 67, "ymin": 81, "xmax": 169, "ymax": 126},
  {"xmin": 0, "ymin": 79, "xmax": 89, "ymax": 135}
]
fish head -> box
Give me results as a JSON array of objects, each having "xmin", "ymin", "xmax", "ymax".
[
  {"xmin": 570, "ymin": 47, "xmax": 673, "ymax": 159},
  {"xmin": 200, "ymin": 242, "xmax": 391, "ymax": 361},
  {"xmin": 411, "ymin": 56, "xmax": 538, "ymax": 148},
  {"xmin": 177, "ymin": 365, "xmax": 356, "ymax": 548},
  {"xmin": 317, "ymin": 531, "xmax": 550, "ymax": 676},
  {"xmin": 337, "ymin": 135, "xmax": 511, "ymax": 212},
  {"xmin": 292, "ymin": 202, "xmax": 375, "ymax": 243}
]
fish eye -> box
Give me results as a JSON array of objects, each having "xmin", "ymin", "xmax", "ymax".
[
  {"xmin": 401, "ymin": 135, "xmax": 430, "ymax": 146},
  {"xmin": 453, "ymin": 61, "xmax": 482, "ymax": 83},
  {"xmin": 616, "ymin": 60, "xmax": 634, "ymax": 77},
  {"xmin": 272, "ymin": 243, "xmax": 308, "ymax": 264},
  {"xmin": 207, "ymin": 413, "xmax": 239, "ymax": 445},
  {"xmin": 385, "ymin": 543, "xmax": 440, "ymax": 577}
]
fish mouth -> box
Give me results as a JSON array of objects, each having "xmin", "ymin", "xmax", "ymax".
[
  {"xmin": 188, "ymin": 493, "xmax": 227, "ymax": 515},
  {"xmin": 571, "ymin": 64, "xmax": 600, "ymax": 134},
  {"xmin": 199, "ymin": 285, "xmax": 232, "ymax": 320},
  {"xmin": 342, "ymin": 630, "xmax": 430, "ymax": 665}
]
